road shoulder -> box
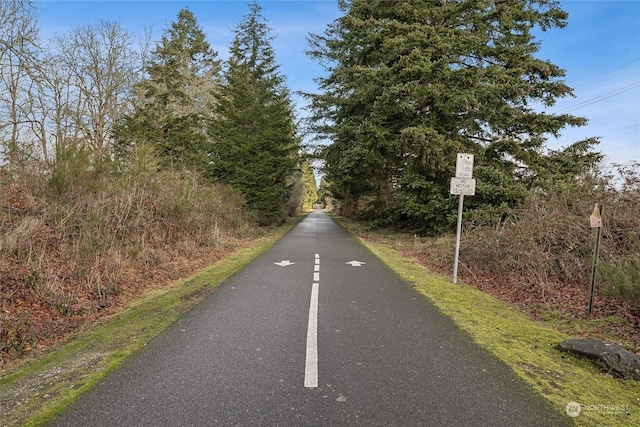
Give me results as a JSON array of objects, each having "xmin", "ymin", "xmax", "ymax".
[
  {"xmin": 0, "ymin": 225, "xmax": 293, "ymax": 427},
  {"xmin": 354, "ymin": 234, "xmax": 639, "ymax": 427}
]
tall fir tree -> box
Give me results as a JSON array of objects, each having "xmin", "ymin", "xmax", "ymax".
[
  {"xmin": 210, "ymin": 2, "xmax": 299, "ymax": 224},
  {"xmin": 113, "ymin": 8, "xmax": 220, "ymax": 172},
  {"xmin": 307, "ymin": 0, "xmax": 601, "ymax": 233},
  {"xmin": 301, "ymin": 160, "xmax": 318, "ymax": 211}
]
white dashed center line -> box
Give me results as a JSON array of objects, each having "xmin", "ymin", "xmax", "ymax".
[{"xmin": 305, "ymin": 254, "xmax": 320, "ymax": 388}]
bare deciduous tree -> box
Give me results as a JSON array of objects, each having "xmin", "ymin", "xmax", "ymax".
[
  {"xmin": 0, "ymin": 0, "xmax": 40, "ymax": 170},
  {"xmin": 52, "ymin": 21, "xmax": 141, "ymax": 156}
]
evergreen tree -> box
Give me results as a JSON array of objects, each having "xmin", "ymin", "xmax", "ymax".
[
  {"xmin": 283, "ymin": 159, "xmax": 317, "ymax": 215},
  {"xmin": 301, "ymin": 160, "xmax": 318, "ymax": 211},
  {"xmin": 210, "ymin": 2, "xmax": 299, "ymax": 224},
  {"xmin": 113, "ymin": 8, "xmax": 220, "ymax": 172},
  {"xmin": 317, "ymin": 177, "xmax": 335, "ymax": 210},
  {"xmin": 307, "ymin": 0, "xmax": 601, "ymax": 232}
]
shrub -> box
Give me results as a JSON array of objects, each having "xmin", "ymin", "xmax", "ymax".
[
  {"xmin": 461, "ymin": 163, "xmax": 640, "ymax": 307},
  {"xmin": 1, "ymin": 147, "xmax": 255, "ymax": 361}
]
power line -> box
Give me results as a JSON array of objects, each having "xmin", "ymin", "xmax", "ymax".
[
  {"xmin": 613, "ymin": 122, "xmax": 640, "ymax": 132},
  {"xmin": 573, "ymin": 57, "xmax": 640, "ymax": 89},
  {"xmin": 559, "ymin": 82, "xmax": 640, "ymax": 113}
]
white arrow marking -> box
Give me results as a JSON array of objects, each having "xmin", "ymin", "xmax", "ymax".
[
  {"xmin": 346, "ymin": 260, "xmax": 366, "ymax": 267},
  {"xmin": 274, "ymin": 260, "xmax": 295, "ymax": 267}
]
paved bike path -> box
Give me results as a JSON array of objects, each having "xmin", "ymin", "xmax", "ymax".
[{"xmin": 49, "ymin": 210, "xmax": 565, "ymax": 426}]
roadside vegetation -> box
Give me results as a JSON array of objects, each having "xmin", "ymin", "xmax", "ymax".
[
  {"xmin": 348, "ymin": 231, "xmax": 640, "ymax": 427},
  {"xmin": 1, "ymin": 1, "xmax": 317, "ymax": 365},
  {"xmin": 328, "ymin": 162, "xmax": 640, "ymax": 354},
  {"xmin": 0, "ymin": 148, "xmax": 255, "ymax": 366}
]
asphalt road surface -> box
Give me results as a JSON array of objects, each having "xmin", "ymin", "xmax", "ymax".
[{"xmin": 49, "ymin": 210, "xmax": 566, "ymax": 426}]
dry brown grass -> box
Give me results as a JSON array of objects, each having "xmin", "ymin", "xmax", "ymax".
[
  {"xmin": 0, "ymin": 149, "xmax": 257, "ymax": 363},
  {"xmin": 463, "ymin": 164, "xmax": 640, "ymax": 302}
]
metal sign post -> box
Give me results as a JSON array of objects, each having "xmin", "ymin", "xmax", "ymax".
[
  {"xmin": 451, "ymin": 154, "xmax": 475, "ymax": 284},
  {"xmin": 588, "ymin": 203, "xmax": 603, "ymax": 315},
  {"xmin": 452, "ymin": 194, "xmax": 464, "ymax": 284}
]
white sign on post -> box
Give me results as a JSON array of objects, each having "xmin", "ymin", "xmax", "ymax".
[
  {"xmin": 451, "ymin": 153, "xmax": 475, "ymax": 284},
  {"xmin": 455, "ymin": 153, "xmax": 474, "ymax": 178},
  {"xmin": 589, "ymin": 203, "xmax": 602, "ymax": 228},
  {"xmin": 450, "ymin": 177, "xmax": 476, "ymax": 196}
]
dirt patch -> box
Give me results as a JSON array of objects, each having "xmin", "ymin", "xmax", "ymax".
[{"xmin": 0, "ymin": 351, "xmax": 107, "ymax": 426}]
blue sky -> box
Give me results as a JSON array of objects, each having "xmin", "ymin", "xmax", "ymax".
[{"xmin": 34, "ymin": 0, "xmax": 639, "ymax": 168}]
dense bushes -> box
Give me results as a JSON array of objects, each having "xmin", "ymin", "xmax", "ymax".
[
  {"xmin": 0, "ymin": 148, "xmax": 254, "ymax": 360},
  {"xmin": 461, "ymin": 163, "xmax": 640, "ymax": 306}
]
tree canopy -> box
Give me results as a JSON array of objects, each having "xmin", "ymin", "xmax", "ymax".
[
  {"xmin": 306, "ymin": 0, "xmax": 601, "ymax": 233},
  {"xmin": 112, "ymin": 5, "xmax": 305, "ymax": 224},
  {"xmin": 113, "ymin": 8, "xmax": 221, "ymax": 172},
  {"xmin": 209, "ymin": 2, "xmax": 300, "ymax": 224}
]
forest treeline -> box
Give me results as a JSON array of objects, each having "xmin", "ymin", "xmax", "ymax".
[
  {"xmin": 0, "ymin": 0, "xmax": 317, "ymax": 360},
  {"xmin": 1, "ymin": 1, "xmax": 317, "ymax": 224}
]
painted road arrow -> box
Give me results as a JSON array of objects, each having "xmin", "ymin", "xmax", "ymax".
[
  {"xmin": 50, "ymin": 210, "xmax": 565, "ymax": 427},
  {"xmin": 274, "ymin": 260, "xmax": 295, "ymax": 267},
  {"xmin": 346, "ymin": 260, "xmax": 366, "ymax": 267}
]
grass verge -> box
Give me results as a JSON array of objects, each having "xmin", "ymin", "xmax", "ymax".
[
  {"xmin": 345, "ymin": 226, "xmax": 639, "ymax": 426},
  {"xmin": 0, "ymin": 220, "xmax": 299, "ymax": 426}
]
